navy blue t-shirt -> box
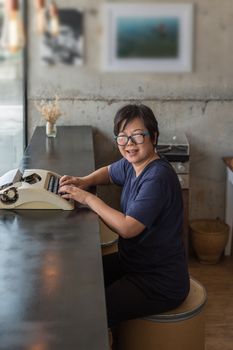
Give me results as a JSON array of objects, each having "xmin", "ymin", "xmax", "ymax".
[{"xmin": 109, "ymin": 157, "xmax": 190, "ymax": 300}]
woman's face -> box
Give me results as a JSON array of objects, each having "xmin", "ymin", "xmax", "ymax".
[{"xmin": 117, "ymin": 117, "xmax": 155, "ymax": 167}]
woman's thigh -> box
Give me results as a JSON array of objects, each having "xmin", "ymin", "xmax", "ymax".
[
  {"xmin": 105, "ymin": 276, "xmax": 182, "ymax": 328},
  {"xmin": 102, "ymin": 252, "xmax": 125, "ymax": 287}
]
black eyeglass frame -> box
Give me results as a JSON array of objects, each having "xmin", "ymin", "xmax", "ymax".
[{"xmin": 114, "ymin": 131, "xmax": 150, "ymax": 146}]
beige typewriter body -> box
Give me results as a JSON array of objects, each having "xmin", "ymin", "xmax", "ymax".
[{"xmin": 0, "ymin": 169, "xmax": 74, "ymax": 210}]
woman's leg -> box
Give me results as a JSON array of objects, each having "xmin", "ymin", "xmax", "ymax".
[
  {"xmin": 102, "ymin": 253, "xmax": 125, "ymax": 349},
  {"xmin": 102, "ymin": 252, "xmax": 125, "ymax": 287},
  {"xmin": 105, "ymin": 276, "xmax": 183, "ymax": 328}
]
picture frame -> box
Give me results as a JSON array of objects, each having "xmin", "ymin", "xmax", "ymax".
[
  {"xmin": 102, "ymin": 3, "xmax": 193, "ymax": 72},
  {"xmin": 40, "ymin": 8, "xmax": 84, "ymax": 66}
]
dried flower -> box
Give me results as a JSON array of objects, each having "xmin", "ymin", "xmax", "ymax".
[{"xmin": 34, "ymin": 95, "xmax": 62, "ymax": 123}]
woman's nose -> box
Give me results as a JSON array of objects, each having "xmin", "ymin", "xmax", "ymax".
[{"xmin": 127, "ymin": 137, "xmax": 134, "ymax": 145}]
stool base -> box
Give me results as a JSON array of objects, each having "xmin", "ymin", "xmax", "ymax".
[{"xmin": 118, "ymin": 311, "xmax": 205, "ymax": 350}]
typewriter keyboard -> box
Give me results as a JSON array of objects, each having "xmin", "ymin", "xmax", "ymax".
[{"xmin": 47, "ymin": 174, "xmax": 60, "ymax": 194}]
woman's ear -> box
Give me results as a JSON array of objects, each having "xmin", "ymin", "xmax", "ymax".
[{"xmin": 153, "ymin": 132, "xmax": 158, "ymax": 147}]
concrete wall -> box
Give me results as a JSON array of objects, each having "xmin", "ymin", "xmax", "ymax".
[{"xmin": 28, "ymin": 0, "xmax": 233, "ymax": 220}]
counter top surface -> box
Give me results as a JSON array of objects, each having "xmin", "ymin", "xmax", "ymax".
[{"xmin": 0, "ymin": 126, "xmax": 108, "ymax": 350}]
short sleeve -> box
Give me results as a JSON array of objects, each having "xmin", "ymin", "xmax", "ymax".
[
  {"xmin": 126, "ymin": 178, "xmax": 166, "ymax": 228},
  {"xmin": 109, "ymin": 158, "xmax": 127, "ymax": 186}
]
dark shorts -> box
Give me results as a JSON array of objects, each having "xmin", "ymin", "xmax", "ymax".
[{"xmin": 102, "ymin": 253, "xmax": 185, "ymax": 328}]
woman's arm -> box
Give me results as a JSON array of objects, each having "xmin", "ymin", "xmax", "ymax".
[
  {"xmin": 58, "ymin": 185, "xmax": 145, "ymax": 239},
  {"xmin": 59, "ymin": 166, "xmax": 111, "ymax": 189}
]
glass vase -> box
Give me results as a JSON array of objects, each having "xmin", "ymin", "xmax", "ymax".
[{"xmin": 46, "ymin": 121, "xmax": 57, "ymax": 138}]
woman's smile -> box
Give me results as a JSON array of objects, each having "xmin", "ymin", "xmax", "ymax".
[{"xmin": 125, "ymin": 147, "xmax": 139, "ymax": 157}]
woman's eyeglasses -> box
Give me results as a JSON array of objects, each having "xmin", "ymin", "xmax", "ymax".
[{"xmin": 114, "ymin": 132, "xmax": 149, "ymax": 146}]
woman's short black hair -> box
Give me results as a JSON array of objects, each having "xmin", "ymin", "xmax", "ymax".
[{"xmin": 113, "ymin": 104, "xmax": 159, "ymax": 146}]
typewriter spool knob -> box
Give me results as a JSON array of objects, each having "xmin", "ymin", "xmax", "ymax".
[{"xmin": 0, "ymin": 187, "xmax": 19, "ymax": 204}]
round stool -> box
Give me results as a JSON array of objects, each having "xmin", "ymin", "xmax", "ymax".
[
  {"xmin": 117, "ymin": 277, "xmax": 207, "ymax": 350},
  {"xmin": 99, "ymin": 220, "xmax": 118, "ymax": 256}
]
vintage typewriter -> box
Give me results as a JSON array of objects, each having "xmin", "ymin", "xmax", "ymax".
[{"xmin": 0, "ymin": 168, "xmax": 74, "ymax": 210}]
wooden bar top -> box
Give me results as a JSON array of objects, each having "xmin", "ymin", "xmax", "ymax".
[
  {"xmin": 0, "ymin": 126, "xmax": 109, "ymax": 350},
  {"xmin": 223, "ymin": 157, "xmax": 233, "ymax": 172}
]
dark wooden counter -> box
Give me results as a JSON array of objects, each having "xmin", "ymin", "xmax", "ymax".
[
  {"xmin": 0, "ymin": 126, "xmax": 109, "ymax": 350},
  {"xmin": 21, "ymin": 126, "xmax": 96, "ymax": 175}
]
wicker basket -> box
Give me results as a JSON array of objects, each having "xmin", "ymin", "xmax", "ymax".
[{"xmin": 190, "ymin": 219, "xmax": 229, "ymax": 264}]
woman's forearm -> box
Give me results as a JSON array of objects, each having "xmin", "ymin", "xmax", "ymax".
[
  {"xmin": 60, "ymin": 166, "xmax": 111, "ymax": 188},
  {"xmin": 85, "ymin": 193, "xmax": 144, "ymax": 239},
  {"xmin": 83, "ymin": 166, "xmax": 111, "ymax": 186},
  {"xmin": 59, "ymin": 167, "xmax": 145, "ymax": 238}
]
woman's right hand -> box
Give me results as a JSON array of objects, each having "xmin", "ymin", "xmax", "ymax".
[{"xmin": 59, "ymin": 175, "xmax": 89, "ymax": 190}]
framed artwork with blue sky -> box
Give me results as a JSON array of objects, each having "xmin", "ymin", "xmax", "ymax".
[{"xmin": 102, "ymin": 3, "xmax": 193, "ymax": 72}]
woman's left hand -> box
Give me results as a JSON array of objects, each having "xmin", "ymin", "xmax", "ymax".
[{"xmin": 59, "ymin": 185, "xmax": 91, "ymax": 205}]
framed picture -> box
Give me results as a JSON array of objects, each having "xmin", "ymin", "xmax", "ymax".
[
  {"xmin": 102, "ymin": 3, "xmax": 193, "ymax": 72},
  {"xmin": 40, "ymin": 8, "xmax": 84, "ymax": 66}
]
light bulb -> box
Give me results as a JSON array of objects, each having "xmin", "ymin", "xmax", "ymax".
[
  {"xmin": 37, "ymin": 8, "xmax": 46, "ymax": 34},
  {"xmin": 49, "ymin": 2, "xmax": 59, "ymax": 37},
  {"xmin": 34, "ymin": 0, "xmax": 46, "ymax": 34},
  {"xmin": 0, "ymin": 0, "xmax": 25, "ymax": 53}
]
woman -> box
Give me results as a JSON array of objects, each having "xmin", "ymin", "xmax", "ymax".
[{"xmin": 59, "ymin": 104, "xmax": 190, "ymax": 329}]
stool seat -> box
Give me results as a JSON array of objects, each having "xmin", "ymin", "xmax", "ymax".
[
  {"xmin": 147, "ymin": 277, "xmax": 207, "ymax": 322},
  {"xmin": 99, "ymin": 219, "xmax": 118, "ymax": 255},
  {"xmin": 117, "ymin": 277, "xmax": 207, "ymax": 350}
]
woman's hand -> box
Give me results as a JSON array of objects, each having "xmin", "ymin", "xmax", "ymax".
[
  {"xmin": 59, "ymin": 185, "xmax": 92, "ymax": 206},
  {"xmin": 59, "ymin": 175, "xmax": 89, "ymax": 190}
]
